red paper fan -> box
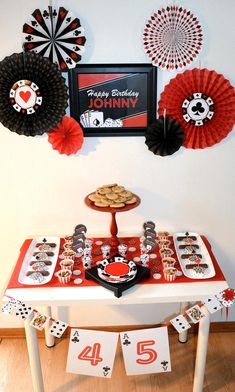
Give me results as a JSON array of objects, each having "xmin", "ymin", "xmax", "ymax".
[
  {"xmin": 48, "ymin": 116, "xmax": 84, "ymax": 155},
  {"xmin": 158, "ymin": 68, "xmax": 235, "ymax": 148},
  {"xmin": 143, "ymin": 5, "xmax": 203, "ymax": 71}
]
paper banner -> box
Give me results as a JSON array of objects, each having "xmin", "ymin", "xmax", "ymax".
[
  {"xmin": 203, "ymin": 295, "xmax": 223, "ymax": 314},
  {"xmin": 66, "ymin": 329, "xmax": 119, "ymax": 378},
  {"xmin": 120, "ymin": 327, "xmax": 171, "ymax": 375},
  {"xmin": 11, "ymin": 303, "xmax": 34, "ymax": 321},
  {"xmin": 49, "ymin": 319, "xmax": 68, "ymax": 338}
]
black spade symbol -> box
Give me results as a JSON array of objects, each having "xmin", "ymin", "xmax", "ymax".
[
  {"xmin": 192, "ymin": 102, "xmax": 205, "ymax": 115},
  {"xmin": 208, "ymin": 299, "xmax": 211, "ymax": 302}
]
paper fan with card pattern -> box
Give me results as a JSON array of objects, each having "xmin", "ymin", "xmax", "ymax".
[
  {"xmin": 0, "ymin": 52, "xmax": 68, "ymax": 136},
  {"xmin": 23, "ymin": 6, "xmax": 86, "ymax": 71},
  {"xmin": 158, "ymin": 68, "xmax": 235, "ymax": 148},
  {"xmin": 143, "ymin": 5, "xmax": 203, "ymax": 70},
  {"xmin": 145, "ymin": 116, "xmax": 184, "ymax": 156}
]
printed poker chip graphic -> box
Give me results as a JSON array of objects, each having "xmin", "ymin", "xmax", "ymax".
[
  {"xmin": 0, "ymin": 52, "xmax": 68, "ymax": 136},
  {"xmin": 182, "ymin": 93, "xmax": 214, "ymax": 126},
  {"xmin": 9, "ymin": 80, "xmax": 42, "ymax": 115}
]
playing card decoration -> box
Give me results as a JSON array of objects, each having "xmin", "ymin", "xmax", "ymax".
[
  {"xmin": 120, "ymin": 327, "xmax": 171, "ymax": 375},
  {"xmin": 48, "ymin": 116, "xmax": 84, "ymax": 155},
  {"xmin": 143, "ymin": 5, "xmax": 203, "ymax": 71},
  {"xmin": 216, "ymin": 288, "xmax": 235, "ymax": 319},
  {"xmin": 66, "ymin": 329, "xmax": 119, "ymax": 378},
  {"xmin": 170, "ymin": 314, "xmax": 191, "ymax": 334},
  {"xmin": 49, "ymin": 319, "xmax": 68, "ymax": 338},
  {"xmin": 158, "ymin": 68, "xmax": 235, "ymax": 148},
  {"xmin": 203, "ymin": 295, "xmax": 223, "ymax": 314},
  {"xmin": 145, "ymin": 116, "xmax": 184, "ymax": 156},
  {"xmin": 23, "ymin": 6, "xmax": 86, "ymax": 71},
  {"xmin": 0, "ymin": 52, "xmax": 68, "ymax": 136}
]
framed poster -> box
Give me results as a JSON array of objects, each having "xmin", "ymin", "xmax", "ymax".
[{"xmin": 68, "ymin": 64, "xmax": 157, "ymax": 136}]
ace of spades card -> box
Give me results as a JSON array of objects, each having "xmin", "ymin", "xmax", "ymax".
[
  {"xmin": 120, "ymin": 327, "xmax": 171, "ymax": 376},
  {"xmin": 66, "ymin": 329, "xmax": 119, "ymax": 378}
]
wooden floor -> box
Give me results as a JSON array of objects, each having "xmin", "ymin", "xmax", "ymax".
[{"xmin": 0, "ymin": 332, "xmax": 235, "ymax": 392}]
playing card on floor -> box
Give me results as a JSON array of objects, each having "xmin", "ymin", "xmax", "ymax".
[
  {"xmin": 66, "ymin": 329, "xmax": 119, "ymax": 378},
  {"xmin": 203, "ymin": 295, "xmax": 223, "ymax": 314},
  {"xmin": 170, "ymin": 314, "xmax": 191, "ymax": 333},
  {"xmin": 49, "ymin": 319, "xmax": 68, "ymax": 338},
  {"xmin": 186, "ymin": 305, "xmax": 205, "ymax": 324}
]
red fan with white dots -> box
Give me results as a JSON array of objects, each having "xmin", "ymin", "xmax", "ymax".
[{"xmin": 143, "ymin": 5, "xmax": 203, "ymax": 71}]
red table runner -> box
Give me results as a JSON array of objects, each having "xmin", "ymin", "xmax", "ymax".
[{"xmin": 6, "ymin": 236, "xmax": 226, "ymax": 289}]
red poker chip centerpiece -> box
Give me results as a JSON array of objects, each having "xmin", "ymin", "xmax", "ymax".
[{"xmin": 97, "ymin": 257, "xmax": 137, "ymax": 284}]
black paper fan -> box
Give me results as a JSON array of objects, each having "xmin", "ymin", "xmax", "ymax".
[
  {"xmin": 145, "ymin": 116, "xmax": 184, "ymax": 156},
  {"xmin": 23, "ymin": 6, "xmax": 86, "ymax": 71},
  {"xmin": 0, "ymin": 52, "xmax": 68, "ymax": 136}
]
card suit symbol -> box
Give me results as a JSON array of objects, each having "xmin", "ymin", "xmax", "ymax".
[
  {"xmin": 26, "ymin": 26, "xmax": 33, "ymax": 33},
  {"xmin": 43, "ymin": 10, "xmax": 49, "ymax": 19},
  {"xmin": 103, "ymin": 366, "xmax": 110, "ymax": 376},
  {"xmin": 72, "ymin": 336, "xmax": 79, "ymax": 343},
  {"xmin": 123, "ymin": 339, "xmax": 131, "ymax": 346},
  {"xmin": 31, "ymin": 21, "xmax": 38, "ymax": 27},
  {"xmin": 93, "ymin": 119, "xmax": 100, "ymax": 126},
  {"xmin": 60, "ymin": 11, "xmax": 66, "ymax": 18},
  {"xmin": 71, "ymin": 22, "xmax": 78, "ymax": 29},
  {"xmin": 43, "ymin": 238, "xmax": 47, "ymax": 242},
  {"xmin": 66, "ymin": 57, "xmax": 72, "ymax": 64},
  {"xmin": 73, "ymin": 30, "xmax": 79, "ymax": 36},
  {"xmin": 25, "ymin": 35, "xmax": 32, "ymax": 42},
  {"xmin": 52, "ymin": 9, "xmax": 57, "ymax": 17},
  {"xmin": 19, "ymin": 91, "xmax": 31, "ymax": 103},
  {"xmin": 208, "ymin": 299, "xmax": 211, "ymax": 302},
  {"xmin": 161, "ymin": 360, "xmax": 168, "ymax": 371},
  {"xmin": 192, "ymin": 102, "xmax": 205, "ymax": 115}
]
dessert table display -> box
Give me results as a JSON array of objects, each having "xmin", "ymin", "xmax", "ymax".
[{"xmin": 3, "ymin": 185, "xmax": 229, "ymax": 392}]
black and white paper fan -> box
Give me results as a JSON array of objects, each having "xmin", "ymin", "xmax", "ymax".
[
  {"xmin": 145, "ymin": 116, "xmax": 184, "ymax": 156},
  {"xmin": 23, "ymin": 6, "xmax": 86, "ymax": 71},
  {"xmin": 0, "ymin": 52, "xmax": 68, "ymax": 136}
]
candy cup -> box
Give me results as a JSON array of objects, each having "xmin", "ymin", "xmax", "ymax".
[{"xmin": 163, "ymin": 267, "xmax": 177, "ymax": 282}]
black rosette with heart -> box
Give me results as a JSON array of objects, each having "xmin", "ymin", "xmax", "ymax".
[
  {"xmin": 145, "ymin": 116, "xmax": 184, "ymax": 156},
  {"xmin": 0, "ymin": 52, "xmax": 68, "ymax": 136}
]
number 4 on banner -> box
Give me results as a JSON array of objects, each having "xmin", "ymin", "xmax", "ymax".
[
  {"xmin": 66, "ymin": 329, "xmax": 119, "ymax": 378},
  {"xmin": 78, "ymin": 343, "xmax": 103, "ymax": 366},
  {"xmin": 120, "ymin": 327, "xmax": 171, "ymax": 375}
]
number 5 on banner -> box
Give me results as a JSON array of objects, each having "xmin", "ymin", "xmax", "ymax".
[
  {"xmin": 120, "ymin": 327, "xmax": 171, "ymax": 375},
  {"xmin": 78, "ymin": 343, "xmax": 103, "ymax": 366},
  {"xmin": 136, "ymin": 340, "xmax": 157, "ymax": 364}
]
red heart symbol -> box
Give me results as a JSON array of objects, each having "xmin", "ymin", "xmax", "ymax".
[{"xmin": 20, "ymin": 91, "xmax": 31, "ymax": 103}]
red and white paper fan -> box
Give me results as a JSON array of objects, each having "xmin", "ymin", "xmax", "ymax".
[
  {"xmin": 23, "ymin": 6, "xmax": 86, "ymax": 71},
  {"xmin": 48, "ymin": 116, "xmax": 84, "ymax": 155},
  {"xmin": 158, "ymin": 68, "xmax": 235, "ymax": 148},
  {"xmin": 143, "ymin": 5, "xmax": 203, "ymax": 70}
]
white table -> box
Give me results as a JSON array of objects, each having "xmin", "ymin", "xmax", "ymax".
[{"xmin": 5, "ymin": 279, "xmax": 228, "ymax": 392}]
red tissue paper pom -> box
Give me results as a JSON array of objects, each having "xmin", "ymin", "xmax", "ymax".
[{"xmin": 48, "ymin": 116, "xmax": 84, "ymax": 155}]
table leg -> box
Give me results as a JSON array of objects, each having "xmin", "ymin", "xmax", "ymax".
[
  {"xmin": 179, "ymin": 301, "xmax": 189, "ymax": 343},
  {"xmin": 193, "ymin": 305, "xmax": 210, "ymax": 392},
  {"xmin": 44, "ymin": 306, "xmax": 55, "ymax": 348},
  {"xmin": 24, "ymin": 317, "xmax": 44, "ymax": 392},
  {"xmin": 110, "ymin": 212, "xmax": 119, "ymax": 248}
]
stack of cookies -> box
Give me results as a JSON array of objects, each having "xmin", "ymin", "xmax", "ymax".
[{"xmin": 88, "ymin": 183, "xmax": 137, "ymax": 208}]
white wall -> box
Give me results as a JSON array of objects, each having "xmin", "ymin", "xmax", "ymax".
[{"xmin": 0, "ymin": 0, "xmax": 235, "ymax": 328}]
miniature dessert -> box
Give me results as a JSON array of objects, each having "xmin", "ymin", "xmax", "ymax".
[
  {"xmin": 64, "ymin": 235, "xmax": 73, "ymax": 244},
  {"xmin": 143, "ymin": 221, "xmax": 156, "ymax": 230},
  {"xmin": 37, "ymin": 244, "xmax": 52, "ymax": 252},
  {"xmin": 162, "ymin": 257, "xmax": 176, "ymax": 269},
  {"xmin": 57, "ymin": 269, "xmax": 72, "ymax": 284},
  {"xmin": 192, "ymin": 266, "xmax": 207, "ymax": 277},
  {"xmin": 157, "ymin": 231, "xmax": 169, "ymax": 240},
  {"xmin": 63, "ymin": 242, "xmax": 72, "ymax": 250},
  {"xmin": 62, "ymin": 250, "xmax": 76, "ymax": 260},
  {"xmin": 59, "ymin": 259, "xmax": 74, "ymax": 271},
  {"xmin": 31, "ymin": 262, "xmax": 48, "ymax": 271},
  {"xmin": 159, "ymin": 247, "xmax": 174, "ymax": 258},
  {"xmin": 158, "ymin": 239, "xmax": 171, "ymax": 249},
  {"xmin": 163, "ymin": 267, "xmax": 177, "ymax": 282},
  {"xmin": 88, "ymin": 184, "xmax": 137, "ymax": 208}
]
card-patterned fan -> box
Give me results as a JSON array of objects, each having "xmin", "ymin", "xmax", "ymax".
[
  {"xmin": 143, "ymin": 5, "xmax": 203, "ymax": 70},
  {"xmin": 158, "ymin": 68, "xmax": 235, "ymax": 148},
  {"xmin": 23, "ymin": 6, "xmax": 86, "ymax": 71}
]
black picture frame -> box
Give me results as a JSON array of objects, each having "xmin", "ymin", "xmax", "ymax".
[{"xmin": 68, "ymin": 64, "xmax": 157, "ymax": 136}]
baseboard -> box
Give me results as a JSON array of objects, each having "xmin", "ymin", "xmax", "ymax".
[{"xmin": 1, "ymin": 322, "xmax": 235, "ymax": 339}]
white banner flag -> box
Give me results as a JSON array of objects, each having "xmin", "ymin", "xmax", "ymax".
[
  {"xmin": 120, "ymin": 326, "xmax": 171, "ymax": 375},
  {"xmin": 66, "ymin": 329, "xmax": 119, "ymax": 378}
]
